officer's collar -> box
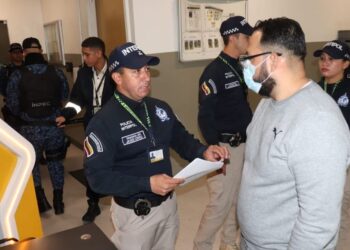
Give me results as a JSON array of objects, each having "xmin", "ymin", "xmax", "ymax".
[
  {"xmin": 115, "ymin": 90, "xmax": 145, "ymax": 110},
  {"xmin": 220, "ymin": 51, "xmax": 239, "ymax": 64}
]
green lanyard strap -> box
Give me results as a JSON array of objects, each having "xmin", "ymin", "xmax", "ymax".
[
  {"xmin": 114, "ymin": 93, "xmax": 155, "ymax": 146},
  {"xmin": 218, "ymin": 55, "xmax": 244, "ymax": 84},
  {"xmin": 323, "ymin": 79, "xmax": 341, "ymax": 96}
]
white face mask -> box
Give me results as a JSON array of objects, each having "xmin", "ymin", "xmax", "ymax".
[{"xmin": 241, "ymin": 56, "xmax": 273, "ymax": 94}]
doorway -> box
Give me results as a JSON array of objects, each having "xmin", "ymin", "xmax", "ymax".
[
  {"xmin": 95, "ymin": 0, "xmax": 127, "ymax": 55},
  {"xmin": 0, "ymin": 20, "xmax": 10, "ymax": 65}
]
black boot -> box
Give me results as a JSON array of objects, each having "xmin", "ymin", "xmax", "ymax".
[
  {"xmin": 82, "ymin": 199, "xmax": 101, "ymax": 223},
  {"xmin": 53, "ymin": 189, "xmax": 64, "ymax": 215},
  {"xmin": 35, "ymin": 186, "xmax": 52, "ymax": 213}
]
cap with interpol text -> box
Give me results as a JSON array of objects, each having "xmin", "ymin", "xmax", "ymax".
[
  {"xmin": 108, "ymin": 42, "xmax": 160, "ymax": 74},
  {"xmin": 313, "ymin": 40, "xmax": 350, "ymax": 60}
]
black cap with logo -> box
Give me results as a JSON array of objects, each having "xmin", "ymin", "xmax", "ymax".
[
  {"xmin": 220, "ymin": 16, "xmax": 253, "ymax": 37},
  {"xmin": 108, "ymin": 42, "xmax": 160, "ymax": 74},
  {"xmin": 22, "ymin": 37, "xmax": 42, "ymax": 50},
  {"xmin": 313, "ymin": 40, "xmax": 350, "ymax": 60},
  {"xmin": 9, "ymin": 43, "xmax": 23, "ymax": 52}
]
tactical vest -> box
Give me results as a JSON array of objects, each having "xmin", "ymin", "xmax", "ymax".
[{"xmin": 19, "ymin": 65, "xmax": 61, "ymax": 118}]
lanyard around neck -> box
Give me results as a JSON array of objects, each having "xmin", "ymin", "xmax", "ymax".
[
  {"xmin": 323, "ymin": 79, "xmax": 341, "ymax": 96},
  {"xmin": 114, "ymin": 93, "xmax": 155, "ymax": 146},
  {"xmin": 218, "ymin": 55, "xmax": 243, "ymax": 84},
  {"xmin": 93, "ymin": 73, "xmax": 106, "ymax": 107}
]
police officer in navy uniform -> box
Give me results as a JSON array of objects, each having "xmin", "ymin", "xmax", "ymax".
[
  {"xmin": 1, "ymin": 43, "xmax": 24, "ymax": 130},
  {"xmin": 194, "ymin": 16, "xmax": 253, "ymax": 250},
  {"xmin": 314, "ymin": 40, "xmax": 350, "ymax": 127},
  {"xmin": 313, "ymin": 40, "xmax": 350, "ymax": 250},
  {"xmin": 56, "ymin": 37, "xmax": 114, "ymax": 222},
  {"xmin": 6, "ymin": 37, "xmax": 69, "ymax": 215},
  {"xmin": 84, "ymin": 42, "xmax": 229, "ymax": 250}
]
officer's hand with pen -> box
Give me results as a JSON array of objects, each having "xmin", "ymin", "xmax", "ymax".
[{"xmin": 150, "ymin": 145, "xmax": 229, "ymax": 196}]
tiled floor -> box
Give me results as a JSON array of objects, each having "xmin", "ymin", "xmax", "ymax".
[{"xmin": 39, "ymin": 144, "xmax": 221, "ymax": 249}]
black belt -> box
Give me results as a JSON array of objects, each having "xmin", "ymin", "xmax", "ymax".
[
  {"xmin": 114, "ymin": 194, "xmax": 172, "ymax": 217},
  {"xmin": 113, "ymin": 194, "xmax": 171, "ymax": 209},
  {"xmin": 219, "ymin": 132, "xmax": 246, "ymax": 147}
]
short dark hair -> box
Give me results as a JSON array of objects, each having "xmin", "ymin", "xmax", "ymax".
[
  {"xmin": 81, "ymin": 37, "xmax": 105, "ymax": 55},
  {"xmin": 254, "ymin": 17, "xmax": 306, "ymax": 61},
  {"xmin": 222, "ymin": 33, "xmax": 239, "ymax": 46}
]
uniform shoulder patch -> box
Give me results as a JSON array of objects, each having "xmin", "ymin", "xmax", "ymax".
[
  {"xmin": 201, "ymin": 82, "xmax": 211, "ymax": 96},
  {"xmin": 84, "ymin": 137, "xmax": 94, "ymax": 157},
  {"xmin": 84, "ymin": 132, "xmax": 103, "ymax": 158},
  {"xmin": 200, "ymin": 79, "xmax": 217, "ymax": 96}
]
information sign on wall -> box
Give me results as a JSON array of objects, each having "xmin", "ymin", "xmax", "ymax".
[{"xmin": 179, "ymin": 0, "xmax": 247, "ymax": 62}]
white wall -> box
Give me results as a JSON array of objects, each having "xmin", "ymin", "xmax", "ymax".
[
  {"xmin": 0, "ymin": 0, "xmax": 45, "ymax": 51},
  {"xmin": 125, "ymin": 0, "xmax": 350, "ymax": 54},
  {"xmin": 0, "ymin": 0, "xmax": 96, "ymax": 55},
  {"xmin": 125, "ymin": 0, "xmax": 179, "ymax": 54},
  {"xmin": 40, "ymin": 0, "xmax": 82, "ymax": 54},
  {"xmin": 247, "ymin": 0, "xmax": 350, "ymax": 42}
]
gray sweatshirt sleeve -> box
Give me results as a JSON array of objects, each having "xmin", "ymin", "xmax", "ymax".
[{"xmin": 288, "ymin": 111, "xmax": 350, "ymax": 249}]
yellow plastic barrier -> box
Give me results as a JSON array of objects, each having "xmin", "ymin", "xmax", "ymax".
[{"xmin": 0, "ymin": 119, "xmax": 42, "ymax": 241}]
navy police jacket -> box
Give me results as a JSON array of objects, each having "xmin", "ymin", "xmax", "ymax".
[
  {"xmin": 318, "ymin": 77, "xmax": 350, "ymax": 128},
  {"xmin": 84, "ymin": 91, "xmax": 207, "ymax": 200},
  {"xmin": 198, "ymin": 51, "xmax": 252, "ymax": 145}
]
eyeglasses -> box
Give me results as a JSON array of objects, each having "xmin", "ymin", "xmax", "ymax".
[{"xmin": 239, "ymin": 52, "xmax": 282, "ymax": 62}]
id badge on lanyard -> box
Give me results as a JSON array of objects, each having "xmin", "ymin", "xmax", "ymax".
[{"xmin": 149, "ymin": 148, "xmax": 164, "ymax": 163}]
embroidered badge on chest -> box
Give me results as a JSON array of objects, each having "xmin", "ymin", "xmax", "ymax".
[
  {"xmin": 155, "ymin": 106, "xmax": 170, "ymax": 122},
  {"xmin": 338, "ymin": 93, "xmax": 349, "ymax": 107}
]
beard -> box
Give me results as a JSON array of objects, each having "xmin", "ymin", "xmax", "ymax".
[{"xmin": 253, "ymin": 62, "xmax": 276, "ymax": 97}]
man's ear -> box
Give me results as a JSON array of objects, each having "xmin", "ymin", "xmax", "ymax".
[
  {"xmin": 269, "ymin": 52, "xmax": 281, "ymax": 71},
  {"xmin": 111, "ymin": 72, "xmax": 121, "ymax": 86}
]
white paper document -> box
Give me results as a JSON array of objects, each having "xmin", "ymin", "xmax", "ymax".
[{"xmin": 174, "ymin": 158, "xmax": 224, "ymax": 186}]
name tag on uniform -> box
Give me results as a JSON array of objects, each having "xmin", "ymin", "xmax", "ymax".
[{"xmin": 149, "ymin": 149, "xmax": 164, "ymax": 163}]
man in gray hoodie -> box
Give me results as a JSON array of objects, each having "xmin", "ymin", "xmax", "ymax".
[{"xmin": 238, "ymin": 17, "xmax": 350, "ymax": 249}]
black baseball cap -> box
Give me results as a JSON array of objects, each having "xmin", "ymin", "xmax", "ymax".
[
  {"xmin": 9, "ymin": 43, "xmax": 23, "ymax": 52},
  {"xmin": 22, "ymin": 37, "xmax": 42, "ymax": 50},
  {"xmin": 313, "ymin": 40, "xmax": 350, "ymax": 60},
  {"xmin": 108, "ymin": 42, "xmax": 160, "ymax": 73},
  {"xmin": 220, "ymin": 16, "xmax": 253, "ymax": 37}
]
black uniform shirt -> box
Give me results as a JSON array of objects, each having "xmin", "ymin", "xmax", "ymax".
[
  {"xmin": 318, "ymin": 77, "xmax": 350, "ymax": 128},
  {"xmin": 198, "ymin": 51, "xmax": 253, "ymax": 145},
  {"xmin": 84, "ymin": 91, "xmax": 207, "ymax": 200}
]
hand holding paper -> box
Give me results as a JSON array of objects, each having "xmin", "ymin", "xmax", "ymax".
[{"xmin": 174, "ymin": 158, "xmax": 224, "ymax": 186}]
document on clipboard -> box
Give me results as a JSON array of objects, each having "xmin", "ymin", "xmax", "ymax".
[{"xmin": 174, "ymin": 158, "xmax": 224, "ymax": 186}]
